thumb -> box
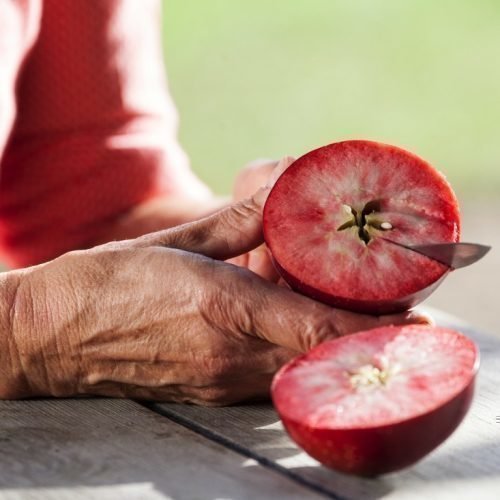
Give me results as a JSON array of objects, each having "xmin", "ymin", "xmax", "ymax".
[{"xmin": 133, "ymin": 156, "xmax": 295, "ymax": 260}]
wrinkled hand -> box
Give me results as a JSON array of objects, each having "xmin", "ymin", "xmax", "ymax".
[{"xmin": 9, "ymin": 187, "xmax": 430, "ymax": 405}]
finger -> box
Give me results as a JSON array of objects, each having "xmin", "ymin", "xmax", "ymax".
[
  {"xmin": 133, "ymin": 156, "xmax": 296, "ymax": 260},
  {"xmin": 226, "ymin": 253, "xmax": 250, "ymax": 269},
  {"xmin": 87, "ymin": 344, "xmax": 297, "ymax": 405},
  {"xmin": 127, "ymin": 377, "xmax": 273, "ymax": 406},
  {"xmin": 131, "ymin": 189, "xmax": 267, "ymax": 256},
  {"xmin": 384, "ymin": 309, "xmax": 435, "ymax": 326},
  {"xmin": 231, "ymin": 272, "xmax": 435, "ymax": 353},
  {"xmin": 227, "ymin": 275, "xmax": 344, "ymax": 352},
  {"xmin": 265, "ymin": 155, "xmax": 295, "ymax": 187},
  {"xmin": 233, "ymin": 158, "xmax": 279, "ymax": 201},
  {"xmin": 84, "ymin": 381, "xmax": 224, "ymax": 404},
  {"xmin": 233, "ymin": 156, "xmax": 296, "ymax": 201},
  {"xmin": 246, "ymin": 245, "xmax": 281, "ymax": 282},
  {"xmin": 190, "ymin": 373, "xmax": 275, "ymax": 406},
  {"xmin": 331, "ymin": 308, "xmax": 435, "ymax": 338},
  {"xmin": 84, "ymin": 330, "xmax": 298, "ymax": 391}
]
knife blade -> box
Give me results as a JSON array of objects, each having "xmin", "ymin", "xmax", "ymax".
[{"xmin": 382, "ymin": 241, "xmax": 491, "ymax": 270}]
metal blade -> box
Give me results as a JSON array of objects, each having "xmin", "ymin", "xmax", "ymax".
[{"xmin": 402, "ymin": 242, "xmax": 491, "ymax": 269}]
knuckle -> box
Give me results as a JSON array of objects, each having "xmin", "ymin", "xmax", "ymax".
[
  {"xmin": 233, "ymin": 197, "xmax": 261, "ymax": 219},
  {"xmin": 208, "ymin": 208, "xmax": 250, "ymax": 252},
  {"xmin": 269, "ymin": 347, "xmax": 299, "ymax": 369},
  {"xmin": 199, "ymin": 265, "xmax": 258, "ymax": 336},
  {"xmin": 161, "ymin": 223, "xmax": 205, "ymax": 251},
  {"xmin": 200, "ymin": 281, "xmax": 236, "ymax": 332},
  {"xmin": 137, "ymin": 220, "xmax": 209, "ymax": 253},
  {"xmin": 198, "ymin": 355, "xmax": 233, "ymax": 384},
  {"xmin": 303, "ymin": 315, "xmax": 339, "ymax": 350}
]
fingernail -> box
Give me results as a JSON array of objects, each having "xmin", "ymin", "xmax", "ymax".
[
  {"xmin": 410, "ymin": 311, "xmax": 435, "ymax": 326},
  {"xmin": 252, "ymin": 156, "xmax": 295, "ymax": 207}
]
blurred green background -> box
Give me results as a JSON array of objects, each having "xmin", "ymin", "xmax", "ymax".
[{"xmin": 162, "ymin": 0, "xmax": 499, "ymax": 199}]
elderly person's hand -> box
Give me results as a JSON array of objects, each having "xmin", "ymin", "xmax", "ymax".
[
  {"xmin": 229, "ymin": 156, "xmax": 295, "ymax": 281},
  {"xmin": 0, "ymin": 187, "xmax": 429, "ymax": 405}
]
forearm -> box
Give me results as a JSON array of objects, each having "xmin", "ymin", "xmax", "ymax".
[
  {"xmin": 0, "ymin": 270, "xmax": 29, "ymax": 398},
  {"xmin": 0, "ymin": 265, "xmax": 73, "ymax": 399}
]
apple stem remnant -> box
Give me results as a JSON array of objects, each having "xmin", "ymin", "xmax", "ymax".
[{"xmin": 337, "ymin": 200, "xmax": 392, "ymax": 244}]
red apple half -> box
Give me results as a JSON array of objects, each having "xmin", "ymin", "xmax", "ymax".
[
  {"xmin": 263, "ymin": 140, "xmax": 460, "ymax": 314},
  {"xmin": 271, "ymin": 325, "xmax": 478, "ymax": 476}
]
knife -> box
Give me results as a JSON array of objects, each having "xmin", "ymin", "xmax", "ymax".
[{"xmin": 382, "ymin": 241, "xmax": 491, "ymax": 270}]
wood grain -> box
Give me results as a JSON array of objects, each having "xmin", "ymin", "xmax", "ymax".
[
  {"xmin": 0, "ymin": 399, "xmax": 324, "ymax": 500},
  {"xmin": 151, "ymin": 309, "xmax": 500, "ymax": 499}
]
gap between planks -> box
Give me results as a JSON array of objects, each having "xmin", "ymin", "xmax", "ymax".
[{"xmin": 141, "ymin": 401, "xmax": 343, "ymax": 500}]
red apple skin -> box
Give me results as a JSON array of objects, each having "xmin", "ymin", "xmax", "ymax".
[
  {"xmin": 272, "ymin": 258, "xmax": 450, "ymax": 315},
  {"xmin": 271, "ymin": 326, "xmax": 479, "ymax": 476},
  {"xmin": 263, "ymin": 140, "xmax": 460, "ymax": 315},
  {"xmin": 278, "ymin": 380, "xmax": 475, "ymax": 476}
]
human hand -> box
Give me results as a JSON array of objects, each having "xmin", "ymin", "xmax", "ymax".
[
  {"xmin": 230, "ymin": 156, "xmax": 295, "ymax": 281},
  {"xmin": 8, "ymin": 188, "xmax": 430, "ymax": 405}
]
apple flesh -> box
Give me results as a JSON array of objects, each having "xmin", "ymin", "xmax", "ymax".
[
  {"xmin": 263, "ymin": 140, "xmax": 461, "ymax": 314},
  {"xmin": 271, "ymin": 325, "xmax": 478, "ymax": 476}
]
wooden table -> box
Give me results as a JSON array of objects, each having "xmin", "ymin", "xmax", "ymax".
[{"xmin": 0, "ymin": 309, "xmax": 499, "ymax": 500}]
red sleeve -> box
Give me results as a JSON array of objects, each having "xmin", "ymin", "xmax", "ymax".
[{"xmin": 0, "ymin": 0, "xmax": 210, "ymax": 268}]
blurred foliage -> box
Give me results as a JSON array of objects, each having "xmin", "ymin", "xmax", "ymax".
[{"xmin": 162, "ymin": 0, "xmax": 500, "ymax": 198}]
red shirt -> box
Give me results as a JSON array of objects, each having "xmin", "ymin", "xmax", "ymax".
[{"xmin": 0, "ymin": 0, "xmax": 209, "ymax": 268}]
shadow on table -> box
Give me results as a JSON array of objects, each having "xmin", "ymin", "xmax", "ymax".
[
  {"xmin": 240, "ymin": 438, "xmax": 500, "ymax": 500},
  {"xmin": 150, "ymin": 399, "xmax": 500, "ymax": 500},
  {"xmin": 0, "ymin": 396, "xmax": 499, "ymax": 500}
]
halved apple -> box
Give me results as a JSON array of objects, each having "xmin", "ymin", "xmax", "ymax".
[
  {"xmin": 263, "ymin": 140, "xmax": 460, "ymax": 314},
  {"xmin": 271, "ymin": 325, "xmax": 478, "ymax": 476}
]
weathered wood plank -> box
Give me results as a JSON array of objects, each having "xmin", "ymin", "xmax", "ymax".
[
  {"xmin": 0, "ymin": 399, "xmax": 325, "ymax": 500},
  {"xmin": 151, "ymin": 309, "xmax": 500, "ymax": 499}
]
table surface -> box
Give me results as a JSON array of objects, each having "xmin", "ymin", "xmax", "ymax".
[{"xmin": 0, "ymin": 309, "xmax": 499, "ymax": 500}]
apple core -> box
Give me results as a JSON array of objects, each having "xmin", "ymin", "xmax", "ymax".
[
  {"xmin": 336, "ymin": 200, "xmax": 393, "ymax": 244},
  {"xmin": 348, "ymin": 362, "xmax": 397, "ymax": 389}
]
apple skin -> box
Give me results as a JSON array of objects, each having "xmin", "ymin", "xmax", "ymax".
[
  {"xmin": 271, "ymin": 326, "xmax": 479, "ymax": 476},
  {"xmin": 278, "ymin": 380, "xmax": 475, "ymax": 476},
  {"xmin": 263, "ymin": 140, "xmax": 460, "ymax": 315},
  {"xmin": 272, "ymin": 258, "xmax": 450, "ymax": 315}
]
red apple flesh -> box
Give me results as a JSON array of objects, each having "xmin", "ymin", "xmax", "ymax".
[
  {"xmin": 263, "ymin": 140, "xmax": 460, "ymax": 314},
  {"xmin": 271, "ymin": 325, "xmax": 478, "ymax": 476}
]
